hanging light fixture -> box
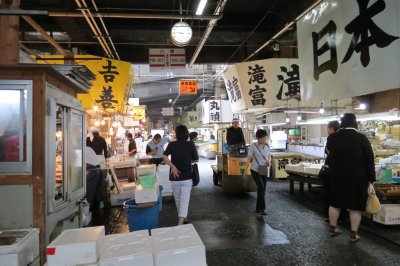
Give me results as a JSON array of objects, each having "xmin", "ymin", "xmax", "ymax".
[
  {"xmin": 319, "ymin": 102, "xmax": 325, "ymax": 115},
  {"xmin": 297, "ymin": 113, "xmax": 302, "ymax": 121},
  {"xmin": 94, "ymin": 120, "xmax": 100, "ymax": 127},
  {"xmin": 101, "ymin": 120, "xmax": 106, "ymax": 125},
  {"xmin": 285, "ymin": 115, "xmax": 291, "ymax": 123},
  {"xmin": 93, "ymin": 105, "xmax": 98, "ymax": 111}
]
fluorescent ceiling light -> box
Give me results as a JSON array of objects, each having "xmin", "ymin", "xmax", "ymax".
[
  {"xmin": 196, "ymin": 0, "xmax": 208, "ymax": 15},
  {"xmin": 297, "ymin": 111, "xmax": 400, "ymax": 125}
]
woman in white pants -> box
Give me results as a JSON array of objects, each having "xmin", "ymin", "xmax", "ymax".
[{"xmin": 163, "ymin": 125, "xmax": 199, "ymax": 225}]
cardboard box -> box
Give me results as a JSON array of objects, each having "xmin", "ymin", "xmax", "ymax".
[
  {"xmin": 0, "ymin": 228, "xmax": 39, "ymax": 266},
  {"xmin": 99, "ymin": 230, "xmax": 153, "ymax": 266},
  {"xmin": 151, "ymin": 224, "xmax": 206, "ymax": 266},
  {"xmin": 47, "ymin": 226, "xmax": 105, "ymax": 266},
  {"xmin": 373, "ymin": 204, "xmax": 400, "ymax": 225},
  {"xmin": 135, "ymin": 183, "xmax": 160, "ymax": 204},
  {"xmin": 110, "ymin": 189, "xmax": 134, "ymax": 206}
]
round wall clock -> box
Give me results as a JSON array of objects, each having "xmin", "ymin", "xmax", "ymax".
[{"xmin": 171, "ymin": 21, "xmax": 192, "ymax": 47}]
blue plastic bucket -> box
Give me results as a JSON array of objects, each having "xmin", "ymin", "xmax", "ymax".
[
  {"xmin": 123, "ymin": 199, "xmax": 159, "ymax": 232},
  {"xmin": 123, "ymin": 185, "xmax": 163, "ymax": 232}
]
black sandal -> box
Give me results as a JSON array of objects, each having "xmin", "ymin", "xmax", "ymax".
[
  {"xmin": 329, "ymin": 225, "xmax": 342, "ymax": 237},
  {"xmin": 350, "ymin": 231, "xmax": 360, "ymax": 242}
]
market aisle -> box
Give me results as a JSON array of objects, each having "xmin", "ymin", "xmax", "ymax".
[{"xmin": 96, "ymin": 157, "xmax": 400, "ymax": 266}]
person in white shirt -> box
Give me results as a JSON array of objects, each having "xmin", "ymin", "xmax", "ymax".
[
  {"xmin": 244, "ymin": 129, "xmax": 271, "ymax": 216},
  {"xmin": 146, "ymin": 134, "xmax": 170, "ymax": 165}
]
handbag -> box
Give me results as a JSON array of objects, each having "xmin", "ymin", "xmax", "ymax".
[
  {"xmin": 366, "ymin": 184, "xmax": 381, "ymax": 214},
  {"xmin": 253, "ymin": 144, "xmax": 270, "ymax": 176},
  {"xmin": 192, "ymin": 163, "xmax": 200, "ymax": 186},
  {"xmin": 318, "ymin": 165, "xmax": 330, "ymax": 179}
]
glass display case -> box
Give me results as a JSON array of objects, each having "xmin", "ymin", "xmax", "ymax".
[{"xmin": 0, "ymin": 80, "xmax": 33, "ymax": 174}]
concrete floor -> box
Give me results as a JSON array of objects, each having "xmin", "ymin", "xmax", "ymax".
[{"xmin": 94, "ymin": 158, "xmax": 400, "ymax": 266}]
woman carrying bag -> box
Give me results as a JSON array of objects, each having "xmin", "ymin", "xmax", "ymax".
[{"xmin": 244, "ymin": 129, "xmax": 271, "ymax": 216}]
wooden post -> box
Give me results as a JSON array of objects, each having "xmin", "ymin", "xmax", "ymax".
[{"xmin": 0, "ymin": 0, "xmax": 20, "ymax": 64}]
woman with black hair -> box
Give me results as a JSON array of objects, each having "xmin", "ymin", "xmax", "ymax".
[
  {"xmin": 327, "ymin": 113, "xmax": 375, "ymax": 242},
  {"xmin": 163, "ymin": 125, "xmax": 199, "ymax": 225},
  {"xmin": 244, "ymin": 129, "xmax": 271, "ymax": 216}
]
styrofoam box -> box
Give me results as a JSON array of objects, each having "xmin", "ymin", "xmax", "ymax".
[
  {"xmin": 285, "ymin": 164, "xmax": 295, "ymax": 171},
  {"xmin": 156, "ymin": 171, "xmax": 173, "ymax": 195},
  {"xmin": 135, "ymin": 183, "xmax": 160, "ymax": 204},
  {"xmin": 110, "ymin": 189, "xmax": 134, "ymax": 206},
  {"xmin": 0, "ymin": 228, "xmax": 39, "ymax": 266},
  {"xmin": 137, "ymin": 165, "xmax": 157, "ymax": 177},
  {"xmin": 304, "ymin": 165, "xmax": 322, "ymax": 176},
  {"xmin": 47, "ymin": 226, "xmax": 105, "ymax": 266},
  {"xmin": 121, "ymin": 182, "xmax": 136, "ymax": 192},
  {"xmin": 373, "ymin": 204, "xmax": 400, "ymax": 225},
  {"xmin": 157, "ymin": 165, "xmax": 170, "ymax": 173},
  {"xmin": 100, "ymin": 230, "xmax": 153, "ymax": 266},
  {"xmin": 151, "ymin": 224, "xmax": 206, "ymax": 266}
]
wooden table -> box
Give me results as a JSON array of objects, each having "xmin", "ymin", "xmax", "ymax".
[{"xmin": 286, "ymin": 170, "xmax": 324, "ymax": 194}]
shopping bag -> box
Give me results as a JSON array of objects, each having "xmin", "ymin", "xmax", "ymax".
[
  {"xmin": 366, "ymin": 184, "xmax": 381, "ymax": 214},
  {"xmin": 192, "ymin": 163, "xmax": 200, "ymax": 186},
  {"xmin": 318, "ymin": 165, "xmax": 330, "ymax": 180},
  {"xmin": 258, "ymin": 165, "xmax": 269, "ymax": 176}
]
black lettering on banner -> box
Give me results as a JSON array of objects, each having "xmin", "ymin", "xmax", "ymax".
[
  {"xmin": 96, "ymin": 86, "xmax": 118, "ymax": 109},
  {"xmin": 248, "ymin": 64, "xmax": 267, "ymax": 84},
  {"xmin": 341, "ymin": 0, "xmax": 399, "ymax": 67},
  {"xmin": 248, "ymin": 85, "xmax": 267, "ymax": 106},
  {"xmin": 276, "ymin": 64, "xmax": 301, "ymax": 101},
  {"xmin": 99, "ymin": 59, "xmax": 120, "ymax": 83},
  {"xmin": 312, "ymin": 20, "xmax": 338, "ymax": 80}
]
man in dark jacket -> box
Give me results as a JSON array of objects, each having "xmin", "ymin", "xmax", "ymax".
[
  {"xmin": 86, "ymin": 128, "xmax": 108, "ymax": 159},
  {"xmin": 226, "ymin": 119, "xmax": 245, "ymax": 146}
]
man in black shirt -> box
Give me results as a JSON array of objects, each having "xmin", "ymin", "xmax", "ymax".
[
  {"xmin": 125, "ymin": 132, "xmax": 137, "ymax": 157},
  {"xmin": 226, "ymin": 119, "xmax": 245, "ymax": 146},
  {"xmin": 86, "ymin": 128, "xmax": 108, "ymax": 159}
]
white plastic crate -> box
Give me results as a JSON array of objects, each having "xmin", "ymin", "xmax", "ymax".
[
  {"xmin": 0, "ymin": 228, "xmax": 39, "ymax": 266},
  {"xmin": 151, "ymin": 224, "xmax": 206, "ymax": 266},
  {"xmin": 46, "ymin": 226, "xmax": 105, "ymax": 266},
  {"xmin": 100, "ymin": 230, "xmax": 153, "ymax": 266}
]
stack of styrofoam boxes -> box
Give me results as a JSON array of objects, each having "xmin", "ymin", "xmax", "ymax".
[
  {"xmin": 0, "ymin": 228, "xmax": 40, "ymax": 266},
  {"xmin": 156, "ymin": 165, "xmax": 172, "ymax": 196},
  {"xmin": 99, "ymin": 230, "xmax": 153, "ymax": 266},
  {"xmin": 303, "ymin": 164, "xmax": 323, "ymax": 176},
  {"xmin": 136, "ymin": 164, "xmax": 159, "ymax": 204},
  {"xmin": 285, "ymin": 164, "xmax": 305, "ymax": 173},
  {"xmin": 151, "ymin": 224, "xmax": 207, "ymax": 266},
  {"xmin": 46, "ymin": 226, "xmax": 105, "ymax": 266}
]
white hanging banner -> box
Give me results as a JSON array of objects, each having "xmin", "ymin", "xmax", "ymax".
[
  {"xmin": 297, "ymin": 0, "xmax": 400, "ymax": 104},
  {"xmin": 223, "ymin": 58, "xmax": 301, "ymax": 112}
]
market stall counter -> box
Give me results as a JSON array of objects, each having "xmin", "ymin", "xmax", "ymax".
[
  {"xmin": 285, "ymin": 170, "xmax": 323, "ymax": 194},
  {"xmin": 270, "ymin": 152, "xmax": 305, "ymax": 179}
]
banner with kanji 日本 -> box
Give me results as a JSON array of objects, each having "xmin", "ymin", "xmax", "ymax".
[
  {"xmin": 297, "ymin": 0, "xmax": 400, "ymax": 104},
  {"xmin": 36, "ymin": 55, "xmax": 133, "ymax": 111},
  {"xmin": 223, "ymin": 58, "xmax": 301, "ymax": 112}
]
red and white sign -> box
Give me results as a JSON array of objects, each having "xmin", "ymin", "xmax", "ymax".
[{"xmin": 149, "ymin": 48, "xmax": 186, "ymax": 72}]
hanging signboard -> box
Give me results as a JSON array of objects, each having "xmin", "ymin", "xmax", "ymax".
[
  {"xmin": 129, "ymin": 106, "xmax": 146, "ymax": 120},
  {"xmin": 161, "ymin": 107, "xmax": 174, "ymax": 116},
  {"xmin": 197, "ymin": 99, "xmax": 234, "ymax": 124},
  {"xmin": 297, "ymin": 0, "xmax": 400, "ymax": 104},
  {"xmin": 149, "ymin": 48, "xmax": 186, "ymax": 72},
  {"xmin": 223, "ymin": 58, "xmax": 301, "ymax": 112},
  {"xmin": 184, "ymin": 111, "xmax": 199, "ymax": 128},
  {"xmin": 36, "ymin": 55, "xmax": 133, "ymax": 111},
  {"xmin": 179, "ymin": 79, "xmax": 198, "ymax": 95}
]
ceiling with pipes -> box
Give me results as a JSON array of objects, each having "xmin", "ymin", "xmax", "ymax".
[{"xmin": 17, "ymin": 0, "xmax": 317, "ymax": 122}]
